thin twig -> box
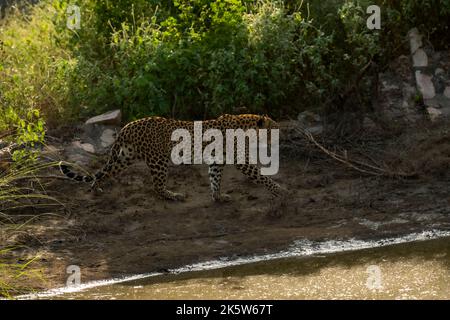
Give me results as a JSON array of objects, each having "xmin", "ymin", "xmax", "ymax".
[{"xmin": 293, "ymin": 126, "xmax": 417, "ymax": 179}]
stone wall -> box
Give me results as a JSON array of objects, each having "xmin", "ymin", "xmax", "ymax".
[{"xmin": 409, "ymin": 28, "xmax": 450, "ymax": 121}]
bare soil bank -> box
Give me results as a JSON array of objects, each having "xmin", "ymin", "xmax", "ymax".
[{"xmin": 2, "ymin": 121, "xmax": 450, "ymax": 294}]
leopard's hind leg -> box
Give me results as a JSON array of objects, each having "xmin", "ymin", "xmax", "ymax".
[
  {"xmin": 145, "ymin": 156, "xmax": 185, "ymax": 201},
  {"xmin": 91, "ymin": 143, "xmax": 135, "ymax": 190}
]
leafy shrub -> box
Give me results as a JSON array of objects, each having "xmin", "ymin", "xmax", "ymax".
[
  {"xmin": 0, "ymin": 3, "xmax": 73, "ymax": 121},
  {"xmin": 0, "ymin": 107, "xmax": 45, "ymax": 162},
  {"xmin": 69, "ymin": 0, "xmax": 311, "ymax": 119},
  {"xmin": 397, "ymin": 0, "xmax": 450, "ymax": 50},
  {"xmin": 1, "ymin": 0, "xmax": 449, "ymax": 132}
]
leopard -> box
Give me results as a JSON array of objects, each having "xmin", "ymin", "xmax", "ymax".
[{"xmin": 59, "ymin": 114, "xmax": 285, "ymax": 202}]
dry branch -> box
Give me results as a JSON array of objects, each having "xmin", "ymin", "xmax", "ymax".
[{"xmin": 293, "ymin": 126, "xmax": 417, "ymax": 179}]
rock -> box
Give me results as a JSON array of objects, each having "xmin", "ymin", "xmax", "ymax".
[
  {"xmin": 434, "ymin": 96, "xmax": 450, "ymax": 109},
  {"xmin": 65, "ymin": 142, "xmax": 94, "ymax": 166},
  {"xmin": 428, "ymin": 98, "xmax": 443, "ymax": 109},
  {"xmin": 425, "ymin": 96, "xmax": 450, "ymax": 111},
  {"xmin": 71, "ymin": 141, "xmax": 95, "ymax": 154},
  {"xmin": 412, "ymin": 49, "xmax": 428, "ymax": 67},
  {"xmin": 80, "ymin": 143, "xmax": 95, "ymax": 153},
  {"xmin": 426, "ymin": 106, "xmax": 442, "ymax": 121},
  {"xmin": 408, "ymin": 28, "xmax": 423, "ymax": 54},
  {"xmin": 444, "ymin": 86, "xmax": 450, "ymax": 99},
  {"xmin": 415, "ymin": 71, "xmax": 436, "ymax": 99},
  {"xmin": 433, "ymin": 73, "xmax": 446, "ymax": 94},
  {"xmin": 297, "ymin": 111, "xmax": 321, "ymax": 124},
  {"xmin": 435, "ymin": 68, "xmax": 445, "ymax": 75},
  {"xmin": 85, "ymin": 109, "xmax": 122, "ymax": 126},
  {"xmin": 81, "ymin": 123, "xmax": 119, "ymax": 155},
  {"xmin": 305, "ymin": 125, "xmax": 323, "ymax": 135},
  {"xmin": 100, "ymin": 128, "xmax": 116, "ymax": 148},
  {"xmin": 425, "ymin": 99, "xmax": 441, "ymax": 109}
]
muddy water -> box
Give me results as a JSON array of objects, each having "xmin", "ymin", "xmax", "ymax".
[{"xmin": 57, "ymin": 237, "xmax": 450, "ymax": 300}]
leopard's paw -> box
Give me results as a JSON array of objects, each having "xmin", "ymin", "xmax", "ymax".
[
  {"xmin": 276, "ymin": 182, "xmax": 290, "ymax": 194},
  {"xmin": 171, "ymin": 192, "xmax": 186, "ymax": 201},
  {"xmin": 212, "ymin": 193, "xmax": 231, "ymax": 202}
]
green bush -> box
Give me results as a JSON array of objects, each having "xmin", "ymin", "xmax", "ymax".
[
  {"xmin": 1, "ymin": 0, "xmax": 449, "ymax": 132},
  {"xmin": 0, "ymin": 3, "xmax": 72, "ymax": 121},
  {"xmin": 397, "ymin": 0, "xmax": 450, "ymax": 50},
  {"xmin": 66, "ymin": 0, "xmax": 380, "ymax": 119},
  {"xmin": 66, "ymin": 0, "xmax": 311, "ymax": 119}
]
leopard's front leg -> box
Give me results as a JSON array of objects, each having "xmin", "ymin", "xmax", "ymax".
[{"xmin": 208, "ymin": 164, "xmax": 231, "ymax": 202}]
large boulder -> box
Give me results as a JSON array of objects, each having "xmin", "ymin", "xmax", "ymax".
[
  {"xmin": 408, "ymin": 28, "xmax": 423, "ymax": 54},
  {"xmin": 63, "ymin": 110, "xmax": 122, "ymax": 157},
  {"xmin": 415, "ymin": 71, "xmax": 436, "ymax": 99},
  {"xmin": 80, "ymin": 124, "xmax": 118, "ymax": 155},
  {"xmin": 408, "ymin": 28, "xmax": 450, "ymax": 121},
  {"xmin": 100, "ymin": 128, "xmax": 116, "ymax": 148},
  {"xmin": 77, "ymin": 109, "xmax": 122, "ymax": 155},
  {"xmin": 412, "ymin": 49, "xmax": 428, "ymax": 67},
  {"xmin": 85, "ymin": 109, "xmax": 122, "ymax": 126}
]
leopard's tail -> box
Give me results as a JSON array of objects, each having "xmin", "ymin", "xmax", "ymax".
[
  {"xmin": 59, "ymin": 143, "xmax": 122, "ymax": 184},
  {"xmin": 59, "ymin": 161, "xmax": 104, "ymax": 184}
]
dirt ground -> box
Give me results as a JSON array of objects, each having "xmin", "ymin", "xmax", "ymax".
[{"xmin": 2, "ymin": 121, "xmax": 450, "ymax": 294}]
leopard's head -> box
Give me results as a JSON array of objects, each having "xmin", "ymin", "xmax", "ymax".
[{"xmin": 255, "ymin": 114, "xmax": 278, "ymax": 130}]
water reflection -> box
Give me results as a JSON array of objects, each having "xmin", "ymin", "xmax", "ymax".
[{"xmin": 57, "ymin": 237, "xmax": 450, "ymax": 300}]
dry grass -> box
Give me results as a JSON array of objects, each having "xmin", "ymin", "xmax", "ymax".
[{"xmin": 0, "ymin": 159, "xmax": 63, "ymax": 299}]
